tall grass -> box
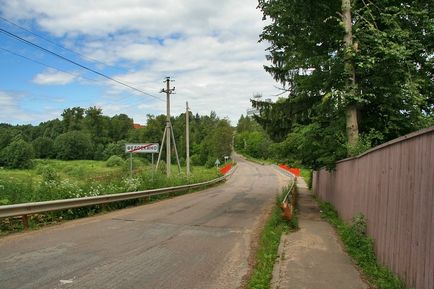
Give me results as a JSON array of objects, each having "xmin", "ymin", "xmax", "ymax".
[
  {"xmin": 247, "ymin": 185, "xmax": 298, "ymax": 289},
  {"xmin": 319, "ymin": 201, "xmax": 405, "ymax": 289},
  {"xmin": 0, "ymin": 160, "xmax": 221, "ymax": 234}
]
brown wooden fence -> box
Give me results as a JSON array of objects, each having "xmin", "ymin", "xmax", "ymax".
[{"xmin": 313, "ymin": 126, "xmax": 434, "ymax": 289}]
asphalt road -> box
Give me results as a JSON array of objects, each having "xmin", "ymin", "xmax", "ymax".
[{"xmin": 0, "ymin": 156, "xmax": 290, "ymax": 289}]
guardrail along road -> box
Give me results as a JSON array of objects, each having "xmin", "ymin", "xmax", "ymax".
[{"xmin": 0, "ymin": 155, "xmax": 291, "ymax": 289}]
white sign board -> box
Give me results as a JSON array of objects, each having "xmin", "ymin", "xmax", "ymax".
[{"xmin": 125, "ymin": 143, "xmax": 159, "ymax": 154}]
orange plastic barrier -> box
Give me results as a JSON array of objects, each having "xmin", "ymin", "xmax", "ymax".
[
  {"xmin": 278, "ymin": 164, "xmax": 301, "ymax": 177},
  {"xmin": 219, "ymin": 163, "xmax": 233, "ymax": 175}
]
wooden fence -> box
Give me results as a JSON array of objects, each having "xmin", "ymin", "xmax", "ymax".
[{"xmin": 313, "ymin": 126, "xmax": 434, "ymax": 289}]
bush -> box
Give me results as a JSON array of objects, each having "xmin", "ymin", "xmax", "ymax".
[
  {"xmin": 106, "ymin": 155, "xmax": 125, "ymax": 167},
  {"xmin": 32, "ymin": 137, "xmax": 54, "ymax": 159},
  {"xmin": 103, "ymin": 140, "xmax": 126, "ymax": 160},
  {"xmin": 205, "ymin": 157, "xmax": 217, "ymax": 168},
  {"xmin": 38, "ymin": 165, "xmax": 59, "ymax": 182},
  {"xmin": 54, "ymin": 131, "xmax": 93, "ymax": 160},
  {"xmin": 1, "ymin": 139, "xmax": 34, "ymax": 169}
]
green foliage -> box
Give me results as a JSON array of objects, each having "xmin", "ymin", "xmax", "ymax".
[
  {"xmin": 1, "ymin": 107, "xmax": 233, "ymax": 172},
  {"xmin": 347, "ymin": 129, "xmax": 384, "ymax": 157},
  {"xmin": 37, "ymin": 165, "xmax": 60, "ymax": 182},
  {"xmin": 54, "ymin": 131, "xmax": 93, "ymax": 160},
  {"xmin": 319, "ymin": 202, "xmax": 405, "ymax": 289},
  {"xmin": 248, "ymin": 185, "xmax": 298, "ymax": 288},
  {"xmin": 300, "ymin": 168, "xmax": 312, "ymax": 190},
  {"xmin": 106, "ymin": 155, "xmax": 125, "ymax": 167},
  {"xmin": 235, "ymin": 131, "xmax": 272, "ymax": 159},
  {"xmin": 32, "ymin": 137, "xmax": 55, "ymax": 159},
  {"xmin": 255, "ymin": 0, "xmax": 433, "ymax": 169},
  {"xmin": 103, "ymin": 140, "xmax": 127, "ymax": 160},
  {"xmin": 1, "ymin": 139, "xmax": 34, "ymax": 169}
]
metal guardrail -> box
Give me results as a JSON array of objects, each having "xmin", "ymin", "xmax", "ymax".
[
  {"xmin": 0, "ymin": 166, "xmax": 237, "ymax": 228},
  {"xmin": 274, "ymin": 165, "xmax": 297, "ymax": 221}
]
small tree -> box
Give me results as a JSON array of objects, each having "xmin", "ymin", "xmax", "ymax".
[
  {"xmin": 2, "ymin": 139, "xmax": 34, "ymax": 169},
  {"xmin": 32, "ymin": 137, "xmax": 55, "ymax": 159},
  {"xmin": 54, "ymin": 131, "xmax": 93, "ymax": 160}
]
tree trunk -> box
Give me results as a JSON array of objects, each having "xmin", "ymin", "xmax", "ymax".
[{"xmin": 342, "ymin": 0, "xmax": 359, "ymax": 146}]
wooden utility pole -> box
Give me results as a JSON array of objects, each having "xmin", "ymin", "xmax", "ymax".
[
  {"xmin": 165, "ymin": 77, "xmax": 171, "ymax": 176},
  {"xmin": 186, "ymin": 102, "xmax": 190, "ymax": 177},
  {"xmin": 342, "ymin": 0, "xmax": 359, "ymax": 146},
  {"xmin": 156, "ymin": 77, "xmax": 177, "ymax": 177}
]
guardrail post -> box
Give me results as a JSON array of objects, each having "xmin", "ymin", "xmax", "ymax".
[{"xmin": 22, "ymin": 214, "xmax": 29, "ymax": 229}]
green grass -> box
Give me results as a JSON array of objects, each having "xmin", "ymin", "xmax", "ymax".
[
  {"xmin": 247, "ymin": 185, "xmax": 298, "ymax": 289},
  {"xmin": 300, "ymin": 168, "xmax": 312, "ymax": 189},
  {"xmin": 0, "ymin": 159, "xmax": 220, "ymax": 204},
  {"xmin": 0, "ymin": 159, "xmax": 223, "ymax": 234},
  {"xmin": 318, "ymin": 201, "xmax": 405, "ymax": 289}
]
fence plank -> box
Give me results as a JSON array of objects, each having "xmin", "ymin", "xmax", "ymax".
[{"xmin": 314, "ymin": 126, "xmax": 434, "ymax": 289}]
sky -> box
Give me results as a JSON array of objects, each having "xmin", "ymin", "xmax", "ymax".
[{"xmin": 0, "ymin": 0, "xmax": 281, "ymax": 126}]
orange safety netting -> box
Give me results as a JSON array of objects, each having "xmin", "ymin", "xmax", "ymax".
[
  {"xmin": 219, "ymin": 163, "xmax": 233, "ymax": 175},
  {"xmin": 278, "ymin": 164, "xmax": 301, "ymax": 177}
]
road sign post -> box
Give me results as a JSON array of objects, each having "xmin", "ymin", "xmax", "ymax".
[{"xmin": 125, "ymin": 143, "xmax": 159, "ymax": 178}]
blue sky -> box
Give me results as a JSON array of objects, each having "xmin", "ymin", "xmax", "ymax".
[{"xmin": 0, "ymin": 0, "xmax": 280, "ymax": 125}]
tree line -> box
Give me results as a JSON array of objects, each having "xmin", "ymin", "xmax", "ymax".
[
  {"xmin": 250, "ymin": 0, "xmax": 433, "ymax": 169},
  {"xmin": 0, "ymin": 107, "xmax": 233, "ymax": 169}
]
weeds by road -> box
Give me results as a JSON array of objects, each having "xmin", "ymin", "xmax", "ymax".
[
  {"xmin": 0, "ymin": 159, "xmax": 221, "ymax": 234},
  {"xmin": 318, "ymin": 201, "xmax": 405, "ymax": 289},
  {"xmin": 247, "ymin": 185, "xmax": 298, "ymax": 289}
]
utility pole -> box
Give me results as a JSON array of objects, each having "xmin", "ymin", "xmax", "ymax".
[
  {"xmin": 156, "ymin": 77, "xmax": 180, "ymax": 177},
  {"xmin": 164, "ymin": 77, "xmax": 172, "ymax": 176},
  {"xmin": 186, "ymin": 102, "xmax": 190, "ymax": 177}
]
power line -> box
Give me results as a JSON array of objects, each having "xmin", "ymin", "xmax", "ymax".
[
  {"xmin": 0, "ymin": 27, "xmax": 164, "ymax": 102},
  {"xmin": 0, "ymin": 16, "xmax": 162, "ymax": 95},
  {"xmin": 0, "ymin": 46, "xmax": 103, "ymax": 84},
  {"xmin": 0, "ymin": 16, "xmax": 120, "ymax": 72}
]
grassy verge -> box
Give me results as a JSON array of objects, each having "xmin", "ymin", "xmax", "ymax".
[
  {"xmin": 0, "ymin": 160, "xmax": 222, "ymax": 235},
  {"xmin": 318, "ymin": 201, "xmax": 405, "ymax": 289},
  {"xmin": 247, "ymin": 185, "xmax": 298, "ymax": 289},
  {"xmin": 300, "ymin": 168, "xmax": 312, "ymax": 189}
]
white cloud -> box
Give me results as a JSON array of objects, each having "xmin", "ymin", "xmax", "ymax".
[
  {"xmin": 0, "ymin": 91, "xmax": 61, "ymax": 124},
  {"xmin": 32, "ymin": 68, "xmax": 77, "ymax": 85},
  {"xmin": 0, "ymin": 0, "xmax": 280, "ymax": 125}
]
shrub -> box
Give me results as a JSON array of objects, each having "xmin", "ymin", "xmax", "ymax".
[
  {"xmin": 54, "ymin": 131, "xmax": 93, "ymax": 160},
  {"xmin": 1, "ymin": 139, "xmax": 34, "ymax": 169},
  {"xmin": 103, "ymin": 140, "xmax": 126, "ymax": 160},
  {"xmin": 106, "ymin": 155, "xmax": 125, "ymax": 167},
  {"xmin": 32, "ymin": 137, "xmax": 55, "ymax": 159}
]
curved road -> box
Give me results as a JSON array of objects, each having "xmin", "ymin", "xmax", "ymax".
[{"xmin": 0, "ymin": 156, "xmax": 290, "ymax": 289}]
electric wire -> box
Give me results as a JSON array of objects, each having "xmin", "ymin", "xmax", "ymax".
[
  {"xmin": 0, "ymin": 16, "xmax": 160, "ymax": 96},
  {"xmin": 0, "ymin": 27, "xmax": 164, "ymax": 101},
  {"xmin": 0, "ymin": 46, "xmax": 104, "ymax": 84},
  {"xmin": 0, "ymin": 46, "xmax": 158, "ymax": 109},
  {"xmin": 0, "ymin": 16, "xmax": 123, "ymax": 73}
]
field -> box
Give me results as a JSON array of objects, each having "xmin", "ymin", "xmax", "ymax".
[{"xmin": 0, "ymin": 159, "xmax": 220, "ymax": 205}]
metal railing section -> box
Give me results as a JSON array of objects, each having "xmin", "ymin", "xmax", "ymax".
[
  {"xmin": 0, "ymin": 166, "xmax": 238, "ymax": 227},
  {"xmin": 275, "ymin": 165, "xmax": 297, "ymax": 221}
]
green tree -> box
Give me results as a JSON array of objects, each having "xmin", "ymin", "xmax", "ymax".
[
  {"xmin": 54, "ymin": 131, "xmax": 93, "ymax": 160},
  {"xmin": 83, "ymin": 106, "xmax": 110, "ymax": 145},
  {"xmin": 110, "ymin": 114, "xmax": 133, "ymax": 141},
  {"xmin": 1, "ymin": 139, "xmax": 34, "ymax": 169},
  {"xmin": 32, "ymin": 137, "xmax": 55, "ymax": 159},
  {"xmin": 61, "ymin": 107, "xmax": 84, "ymax": 132},
  {"xmin": 256, "ymin": 0, "xmax": 433, "ymax": 167}
]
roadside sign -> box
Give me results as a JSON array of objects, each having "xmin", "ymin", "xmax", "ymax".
[
  {"xmin": 125, "ymin": 143, "xmax": 159, "ymax": 154},
  {"xmin": 215, "ymin": 159, "xmax": 221, "ymax": 166}
]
